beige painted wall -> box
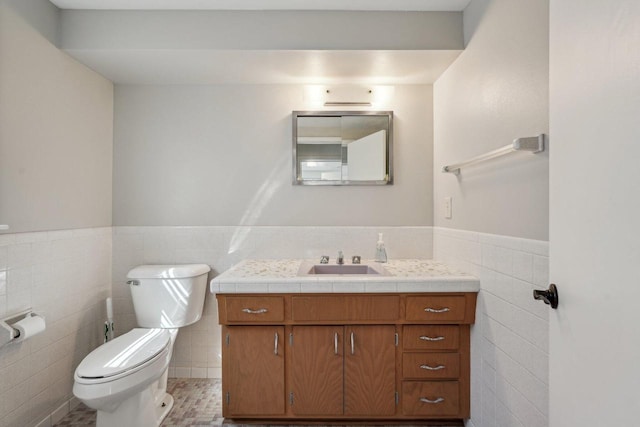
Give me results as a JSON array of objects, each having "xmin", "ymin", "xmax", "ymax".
[
  {"xmin": 113, "ymin": 84, "xmax": 434, "ymax": 226},
  {"xmin": 0, "ymin": 1, "xmax": 114, "ymax": 426},
  {"xmin": 0, "ymin": 0, "xmax": 113, "ymax": 234},
  {"xmin": 434, "ymin": 0, "xmax": 549, "ymax": 240},
  {"xmin": 60, "ymin": 10, "xmax": 463, "ymax": 50}
]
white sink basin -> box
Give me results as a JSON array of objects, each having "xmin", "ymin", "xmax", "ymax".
[{"xmin": 298, "ymin": 262, "xmax": 388, "ymax": 276}]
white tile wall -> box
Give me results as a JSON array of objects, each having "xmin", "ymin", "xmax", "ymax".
[
  {"xmin": 112, "ymin": 226, "xmax": 433, "ymax": 378},
  {"xmin": 1, "ymin": 225, "xmax": 546, "ymax": 427},
  {"xmin": 0, "ymin": 228, "xmax": 112, "ymax": 427},
  {"xmin": 433, "ymin": 227, "xmax": 549, "ymax": 427}
]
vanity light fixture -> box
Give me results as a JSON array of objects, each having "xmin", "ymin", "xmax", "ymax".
[
  {"xmin": 324, "ymin": 101, "xmax": 372, "ymax": 107},
  {"xmin": 323, "ymin": 89, "xmax": 372, "ymax": 107},
  {"xmin": 306, "ymin": 86, "xmax": 392, "ymax": 108}
]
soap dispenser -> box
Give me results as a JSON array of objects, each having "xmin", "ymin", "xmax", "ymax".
[{"xmin": 375, "ymin": 233, "xmax": 388, "ymax": 263}]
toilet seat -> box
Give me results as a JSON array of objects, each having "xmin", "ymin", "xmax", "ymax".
[{"xmin": 75, "ymin": 328, "xmax": 171, "ymax": 384}]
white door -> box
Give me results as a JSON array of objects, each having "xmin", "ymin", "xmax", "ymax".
[{"xmin": 549, "ymin": 1, "xmax": 640, "ymax": 425}]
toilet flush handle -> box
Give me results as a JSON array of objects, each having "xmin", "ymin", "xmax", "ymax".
[{"xmin": 126, "ymin": 280, "xmax": 140, "ymax": 286}]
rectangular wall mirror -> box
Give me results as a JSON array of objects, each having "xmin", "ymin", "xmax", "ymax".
[{"xmin": 292, "ymin": 111, "xmax": 393, "ymax": 185}]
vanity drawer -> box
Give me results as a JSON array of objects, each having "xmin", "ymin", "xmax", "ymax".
[
  {"xmin": 403, "ymin": 325, "xmax": 460, "ymax": 351},
  {"xmin": 402, "ymin": 353, "xmax": 460, "ymax": 379},
  {"xmin": 405, "ymin": 295, "xmax": 467, "ymax": 322},
  {"xmin": 291, "ymin": 295, "xmax": 399, "ymax": 322},
  {"xmin": 402, "ymin": 381, "xmax": 460, "ymax": 416},
  {"xmin": 224, "ymin": 296, "xmax": 284, "ymax": 322}
]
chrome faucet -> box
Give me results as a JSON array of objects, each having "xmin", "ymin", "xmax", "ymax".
[{"xmin": 337, "ymin": 251, "xmax": 344, "ymax": 265}]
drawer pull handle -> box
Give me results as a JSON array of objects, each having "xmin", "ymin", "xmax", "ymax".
[
  {"xmin": 424, "ymin": 307, "xmax": 450, "ymax": 313},
  {"xmin": 419, "ymin": 335, "xmax": 445, "ymax": 341},
  {"xmin": 274, "ymin": 332, "xmax": 279, "ymax": 355},
  {"xmin": 241, "ymin": 308, "xmax": 268, "ymax": 314},
  {"xmin": 420, "ymin": 364, "xmax": 445, "ymax": 371},
  {"xmin": 334, "ymin": 332, "xmax": 339, "ymax": 355},
  {"xmin": 420, "ymin": 397, "xmax": 445, "ymax": 404}
]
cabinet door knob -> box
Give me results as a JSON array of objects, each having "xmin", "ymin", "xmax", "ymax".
[
  {"xmin": 274, "ymin": 332, "xmax": 279, "ymax": 355},
  {"xmin": 350, "ymin": 332, "xmax": 355, "ymax": 355}
]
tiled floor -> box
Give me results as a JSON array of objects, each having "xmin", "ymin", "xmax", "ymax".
[
  {"xmin": 54, "ymin": 378, "xmax": 224, "ymax": 427},
  {"xmin": 54, "ymin": 378, "xmax": 462, "ymax": 426}
]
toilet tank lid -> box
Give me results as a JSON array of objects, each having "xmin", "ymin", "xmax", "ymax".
[{"xmin": 127, "ymin": 264, "xmax": 210, "ymax": 279}]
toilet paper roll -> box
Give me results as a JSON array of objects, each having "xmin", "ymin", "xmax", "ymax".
[{"xmin": 12, "ymin": 314, "xmax": 46, "ymax": 342}]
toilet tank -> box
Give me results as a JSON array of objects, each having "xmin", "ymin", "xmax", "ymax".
[{"xmin": 126, "ymin": 264, "xmax": 211, "ymax": 328}]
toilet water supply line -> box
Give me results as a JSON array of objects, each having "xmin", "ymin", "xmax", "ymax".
[{"xmin": 105, "ymin": 297, "xmax": 114, "ymax": 343}]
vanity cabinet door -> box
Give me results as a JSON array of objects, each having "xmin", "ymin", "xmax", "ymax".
[
  {"xmin": 290, "ymin": 326, "xmax": 344, "ymax": 416},
  {"xmin": 223, "ymin": 326, "xmax": 285, "ymax": 416},
  {"xmin": 344, "ymin": 325, "xmax": 397, "ymax": 416}
]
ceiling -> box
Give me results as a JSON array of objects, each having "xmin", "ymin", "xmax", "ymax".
[
  {"xmin": 55, "ymin": 1, "xmax": 469, "ymax": 84},
  {"xmin": 49, "ymin": 0, "xmax": 472, "ymax": 11},
  {"xmin": 67, "ymin": 49, "xmax": 462, "ymax": 84}
]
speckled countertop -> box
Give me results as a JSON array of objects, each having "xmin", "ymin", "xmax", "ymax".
[{"xmin": 209, "ymin": 259, "xmax": 479, "ymax": 293}]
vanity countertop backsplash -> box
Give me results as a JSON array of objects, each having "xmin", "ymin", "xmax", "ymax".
[{"xmin": 210, "ymin": 259, "xmax": 479, "ymax": 293}]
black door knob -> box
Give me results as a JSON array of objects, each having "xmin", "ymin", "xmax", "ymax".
[{"xmin": 533, "ymin": 284, "xmax": 559, "ymax": 309}]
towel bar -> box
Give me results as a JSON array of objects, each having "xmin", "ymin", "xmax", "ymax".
[{"xmin": 442, "ymin": 134, "xmax": 545, "ymax": 175}]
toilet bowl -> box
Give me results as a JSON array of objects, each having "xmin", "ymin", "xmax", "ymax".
[
  {"xmin": 73, "ymin": 264, "xmax": 210, "ymax": 427},
  {"xmin": 73, "ymin": 328, "xmax": 176, "ymax": 426}
]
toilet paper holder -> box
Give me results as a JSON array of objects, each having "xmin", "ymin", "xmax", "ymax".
[{"xmin": 0, "ymin": 309, "xmax": 45, "ymax": 348}]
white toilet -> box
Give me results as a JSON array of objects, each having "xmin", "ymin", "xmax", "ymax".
[{"xmin": 73, "ymin": 264, "xmax": 211, "ymax": 427}]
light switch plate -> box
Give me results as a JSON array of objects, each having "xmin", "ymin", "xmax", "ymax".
[{"xmin": 444, "ymin": 197, "xmax": 452, "ymax": 219}]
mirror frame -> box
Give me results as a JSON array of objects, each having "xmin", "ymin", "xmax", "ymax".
[{"xmin": 292, "ymin": 110, "xmax": 394, "ymax": 186}]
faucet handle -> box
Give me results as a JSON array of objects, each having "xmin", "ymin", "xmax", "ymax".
[
  {"xmin": 352, "ymin": 256, "xmax": 361, "ymax": 264},
  {"xmin": 320, "ymin": 255, "xmax": 329, "ymax": 264}
]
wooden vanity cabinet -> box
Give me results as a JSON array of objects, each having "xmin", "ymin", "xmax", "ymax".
[{"xmin": 217, "ymin": 292, "xmax": 476, "ymax": 423}]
